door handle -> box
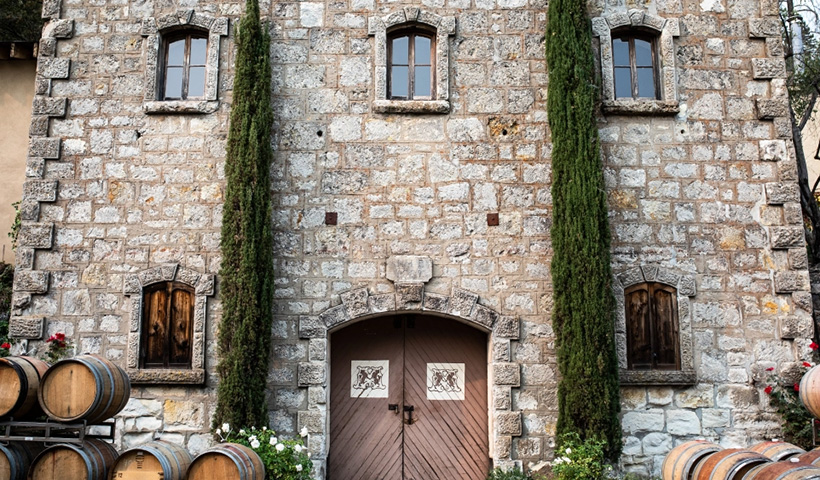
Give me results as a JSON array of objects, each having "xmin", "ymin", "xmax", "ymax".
[
  {"xmin": 403, "ymin": 405, "xmax": 414, "ymax": 424},
  {"xmin": 388, "ymin": 404, "xmax": 399, "ymax": 414}
]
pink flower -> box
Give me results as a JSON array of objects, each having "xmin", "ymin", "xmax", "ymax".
[
  {"xmin": 764, "ymin": 385, "xmax": 773, "ymax": 395},
  {"xmin": 0, "ymin": 343, "xmax": 10, "ymax": 350}
]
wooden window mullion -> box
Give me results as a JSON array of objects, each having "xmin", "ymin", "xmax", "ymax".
[
  {"xmin": 163, "ymin": 284, "xmax": 173, "ymax": 367},
  {"xmin": 409, "ymin": 33, "xmax": 415, "ymax": 99}
]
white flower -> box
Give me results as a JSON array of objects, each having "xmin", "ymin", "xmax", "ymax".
[
  {"xmin": 248, "ymin": 435, "xmax": 257, "ymax": 443},
  {"xmin": 295, "ymin": 465, "xmax": 303, "ymax": 472},
  {"xmin": 276, "ymin": 443, "xmax": 285, "ymax": 452},
  {"xmin": 270, "ymin": 436, "xmax": 278, "ymax": 445},
  {"xmin": 239, "ymin": 429, "xmax": 246, "ymax": 435},
  {"xmin": 251, "ymin": 439, "xmax": 260, "ymax": 449},
  {"xmin": 215, "ymin": 428, "xmax": 222, "ymax": 435},
  {"xmin": 300, "ymin": 427, "xmax": 309, "ymax": 437},
  {"xmin": 552, "ymin": 457, "xmax": 563, "ymax": 465},
  {"xmin": 262, "ymin": 426, "xmax": 267, "ymax": 431},
  {"xmin": 565, "ymin": 448, "xmax": 572, "ymax": 455},
  {"xmin": 222, "ymin": 423, "xmax": 230, "ymax": 432},
  {"xmin": 562, "ymin": 456, "xmax": 571, "ymax": 463},
  {"xmin": 294, "ymin": 444, "xmax": 303, "ymax": 453},
  {"xmin": 307, "ymin": 451, "xmax": 311, "ymax": 458}
]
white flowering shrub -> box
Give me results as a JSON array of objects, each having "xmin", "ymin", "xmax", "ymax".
[
  {"xmin": 217, "ymin": 424, "xmax": 312, "ymax": 479},
  {"xmin": 550, "ymin": 433, "xmax": 611, "ymax": 480}
]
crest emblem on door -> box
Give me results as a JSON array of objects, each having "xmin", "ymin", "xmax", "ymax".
[
  {"xmin": 350, "ymin": 360, "xmax": 389, "ymax": 398},
  {"xmin": 426, "ymin": 363, "xmax": 465, "ymax": 400}
]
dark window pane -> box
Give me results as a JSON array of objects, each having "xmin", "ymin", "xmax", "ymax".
[
  {"xmin": 167, "ymin": 39, "xmax": 185, "ymax": 66},
  {"xmin": 637, "ymin": 67, "xmax": 656, "ymax": 98},
  {"xmin": 415, "ymin": 66, "xmax": 431, "ymax": 97},
  {"xmin": 635, "ymin": 38, "xmax": 653, "ymax": 67},
  {"xmin": 188, "ymin": 66, "xmax": 206, "ymax": 97},
  {"xmin": 415, "ymin": 36, "xmax": 431, "ymax": 65},
  {"xmin": 613, "ymin": 38, "xmax": 629, "ymax": 66},
  {"xmin": 614, "ymin": 67, "xmax": 632, "ymax": 98},
  {"xmin": 625, "ymin": 287, "xmax": 652, "ymax": 369},
  {"xmin": 164, "ymin": 66, "xmax": 183, "ymax": 99},
  {"xmin": 190, "ymin": 37, "xmax": 207, "ymax": 65},
  {"xmin": 391, "ymin": 65, "xmax": 409, "ymax": 97},
  {"xmin": 392, "ymin": 36, "xmax": 408, "ymax": 64}
]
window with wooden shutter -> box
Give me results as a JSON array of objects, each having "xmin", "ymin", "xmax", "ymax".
[
  {"xmin": 141, "ymin": 282, "xmax": 194, "ymax": 369},
  {"xmin": 625, "ymin": 282, "xmax": 680, "ymax": 370}
]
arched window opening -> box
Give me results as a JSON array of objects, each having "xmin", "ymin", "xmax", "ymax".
[
  {"xmin": 161, "ymin": 31, "xmax": 208, "ymax": 100},
  {"xmin": 612, "ymin": 31, "xmax": 659, "ymax": 100},
  {"xmin": 388, "ymin": 29, "xmax": 435, "ymax": 100},
  {"xmin": 625, "ymin": 282, "xmax": 680, "ymax": 370}
]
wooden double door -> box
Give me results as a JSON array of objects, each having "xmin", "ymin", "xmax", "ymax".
[{"xmin": 329, "ymin": 315, "xmax": 489, "ymax": 480}]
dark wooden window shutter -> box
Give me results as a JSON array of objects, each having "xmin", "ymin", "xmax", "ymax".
[
  {"xmin": 625, "ymin": 282, "xmax": 680, "ymax": 370},
  {"xmin": 141, "ymin": 282, "xmax": 194, "ymax": 369}
]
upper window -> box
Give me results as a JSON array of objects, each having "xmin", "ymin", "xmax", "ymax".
[
  {"xmin": 162, "ymin": 32, "xmax": 208, "ymax": 101},
  {"xmin": 388, "ymin": 30, "xmax": 434, "ymax": 100},
  {"xmin": 612, "ymin": 33, "xmax": 658, "ymax": 100},
  {"xmin": 624, "ymin": 282, "xmax": 679, "ymax": 370},
  {"xmin": 141, "ymin": 281, "xmax": 194, "ymax": 369},
  {"xmin": 368, "ymin": 9, "xmax": 455, "ymax": 114},
  {"xmin": 591, "ymin": 10, "xmax": 680, "ymax": 115},
  {"xmin": 141, "ymin": 12, "xmax": 228, "ymax": 114}
]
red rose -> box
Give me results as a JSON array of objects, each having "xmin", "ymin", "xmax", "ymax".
[
  {"xmin": 0, "ymin": 343, "xmax": 10, "ymax": 349},
  {"xmin": 764, "ymin": 385, "xmax": 773, "ymax": 395},
  {"xmin": 804, "ymin": 362, "xmax": 812, "ymax": 368},
  {"xmin": 811, "ymin": 342, "xmax": 819, "ymax": 350},
  {"xmin": 57, "ymin": 342, "xmax": 66, "ymax": 349},
  {"xmin": 47, "ymin": 335, "xmax": 55, "ymax": 342},
  {"xmin": 795, "ymin": 383, "xmax": 800, "ymax": 392},
  {"xmin": 766, "ymin": 367, "xmax": 775, "ymax": 371},
  {"xmin": 54, "ymin": 332, "xmax": 65, "ymax": 341}
]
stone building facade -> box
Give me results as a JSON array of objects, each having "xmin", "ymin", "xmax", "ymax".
[{"xmin": 6, "ymin": 0, "xmax": 814, "ymax": 475}]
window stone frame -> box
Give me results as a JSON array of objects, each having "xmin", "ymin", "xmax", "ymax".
[
  {"xmin": 614, "ymin": 265, "xmax": 696, "ymax": 385},
  {"xmin": 592, "ymin": 10, "xmax": 680, "ymax": 116},
  {"xmin": 124, "ymin": 264, "xmax": 215, "ymax": 384},
  {"xmin": 141, "ymin": 10, "xmax": 228, "ymax": 115},
  {"xmin": 369, "ymin": 8, "xmax": 455, "ymax": 114}
]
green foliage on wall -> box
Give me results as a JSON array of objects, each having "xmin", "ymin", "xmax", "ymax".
[
  {"xmin": 545, "ymin": 0, "xmax": 622, "ymax": 460},
  {"xmin": 0, "ymin": 263, "xmax": 12, "ymax": 346},
  {"xmin": 0, "ymin": 0, "xmax": 43, "ymax": 43},
  {"xmin": 214, "ymin": 0, "xmax": 275, "ymax": 430}
]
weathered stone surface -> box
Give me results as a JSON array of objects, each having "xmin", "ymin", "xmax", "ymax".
[
  {"xmin": 368, "ymin": 294, "xmax": 396, "ymax": 313},
  {"xmin": 765, "ymin": 183, "xmax": 799, "ymax": 204},
  {"xmin": 472, "ymin": 304, "xmax": 498, "ymax": 329},
  {"xmin": 29, "ymin": 138, "xmax": 61, "ymax": 159},
  {"xmin": 779, "ymin": 315, "xmax": 813, "ymax": 339},
  {"xmin": 756, "ymin": 98, "xmax": 789, "ymax": 119},
  {"xmin": 299, "ymin": 316, "xmax": 326, "ymax": 339},
  {"xmin": 298, "ymin": 362, "xmax": 326, "ymax": 386},
  {"xmin": 17, "ymin": 223, "xmax": 52, "ymax": 248},
  {"xmin": 775, "ymin": 271, "xmax": 810, "ymax": 293},
  {"xmin": 449, "ymin": 288, "xmax": 478, "ymax": 318},
  {"xmin": 494, "ymin": 316, "xmax": 519, "ymax": 339},
  {"xmin": 37, "ymin": 58, "xmax": 70, "ymax": 79},
  {"xmin": 770, "ymin": 226, "xmax": 804, "ymax": 249},
  {"xmin": 752, "ymin": 58, "xmax": 786, "ymax": 79},
  {"xmin": 422, "ymin": 292, "xmax": 449, "ymax": 312},
  {"xmin": 386, "ymin": 255, "xmax": 433, "ymax": 283},
  {"xmin": 320, "ymin": 305, "xmax": 348, "ymax": 328},
  {"xmin": 396, "ymin": 283, "xmax": 424, "ymax": 309},
  {"xmin": 494, "ymin": 363, "xmax": 521, "ymax": 386},
  {"xmin": 496, "ymin": 412, "xmax": 522, "ymax": 436},
  {"xmin": 23, "ymin": 180, "xmax": 58, "ymax": 202},
  {"xmin": 32, "ymin": 98, "xmax": 67, "ymax": 117},
  {"xmin": 13, "ymin": 271, "xmax": 49, "ymax": 293},
  {"xmin": 340, "ymin": 287, "xmax": 370, "ymax": 318},
  {"xmin": 9, "ymin": 316, "xmax": 43, "ymax": 339}
]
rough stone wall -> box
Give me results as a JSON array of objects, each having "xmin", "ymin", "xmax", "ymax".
[{"xmin": 7, "ymin": 0, "xmax": 814, "ymax": 475}]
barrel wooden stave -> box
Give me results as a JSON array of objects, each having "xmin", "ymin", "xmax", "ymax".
[
  {"xmin": 692, "ymin": 449, "xmax": 770, "ymax": 480},
  {"xmin": 0, "ymin": 441, "xmax": 43, "ymax": 480},
  {"xmin": 742, "ymin": 461, "xmax": 820, "ymax": 480},
  {"xmin": 797, "ymin": 448, "xmax": 820, "ymax": 466},
  {"xmin": 0, "ymin": 356, "xmax": 49, "ymax": 419},
  {"xmin": 111, "ymin": 440, "xmax": 193, "ymax": 480},
  {"xmin": 29, "ymin": 438, "xmax": 118, "ymax": 480},
  {"xmin": 800, "ymin": 366, "xmax": 820, "ymax": 418},
  {"xmin": 38, "ymin": 354, "xmax": 130, "ymax": 423},
  {"xmin": 187, "ymin": 443, "xmax": 265, "ymax": 480},
  {"xmin": 662, "ymin": 440, "xmax": 722, "ymax": 480},
  {"xmin": 748, "ymin": 442, "xmax": 806, "ymax": 462}
]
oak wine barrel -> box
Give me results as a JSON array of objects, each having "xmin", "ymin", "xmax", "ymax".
[
  {"xmin": 187, "ymin": 443, "xmax": 265, "ymax": 480},
  {"xmin": 691, "ymin": 449, "xmax": 770, "ymax": 480},
  {"xmin": 662, "ymin": 440, "xmax": 722, "ymax": 480},
  {"xmin": 110, "ymin": 440, "xmax": 193, "ymax": 480},
  {"xmin": 0, "ymin": 441, "xmax": 43, "ymax": 480},
  {"xmin": 742, "ymin": 460, "xmax": 820, "ymax": 479},
  {"xmin": 797, "ymin": 448, "xmax": 820, "ymax": 466},
  {"xmin": 748, "ymin": 442, "xmax": 806, "ymax": 462},
  {"xmin": 28, "ymin": 438, "xmax": 118, "ymax": 480},
  {"xmin": 800, "ymin": 366, "xmax": 820, "ymax": 418},
  {"xmin": 0, "ymin": 356, "xmax": 49, "ymax": 419},
  {"xmin": 38, "ymin": 354, "xmax": 130, "ymax": 423}
]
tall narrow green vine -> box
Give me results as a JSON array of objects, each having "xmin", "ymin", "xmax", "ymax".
[
  {"xmin": 214, "ymin": 0, "xmax": 274, "ymax": 430},
  {"xmin": 546, "ymin": 0, "xmax": 622, "ymax": 460}
]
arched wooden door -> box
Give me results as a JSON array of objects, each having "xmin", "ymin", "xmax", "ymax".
[{"xmin": 329, "ymin": 315, "xmax": 489, "ymax": 480}]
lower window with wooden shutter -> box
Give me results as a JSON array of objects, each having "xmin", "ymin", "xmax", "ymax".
[
  {"xmin": 625, "ymin": 282, "xmax": 680, "ymax": 371},
  {"xmin": 141, "ymin": 282, "xmax": 194, "ymax": 369}
]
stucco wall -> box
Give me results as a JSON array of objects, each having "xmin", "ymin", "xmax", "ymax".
[{"xmin": 0, "ymin": 59, "xmax": 36, "ymax": 264}]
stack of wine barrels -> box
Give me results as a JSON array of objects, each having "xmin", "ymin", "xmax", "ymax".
[
  {"xmin": 661, "ymin": 440, "xmax": 820, "ymax": 480},
  {"xmin": 0, "ymin": 354, "xmax": 130, "ymax": 480}
]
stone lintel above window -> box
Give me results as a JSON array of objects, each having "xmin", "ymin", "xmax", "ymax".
[
  {"xmin": 369, "ymin": 8, "xmax": 455, "ymax": 114},
  {"xmin": 141, "ymin": 10, "xmax": 228, "ymax": 114},
  {"xmin": 592, "ymin": 10, "xmax": 680, "ymax": 116}
]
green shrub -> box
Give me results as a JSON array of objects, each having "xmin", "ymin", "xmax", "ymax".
[
  {"xmin": 486, "ymin": 465, "xmax": 543, "ymax": 480},
  {"xmin": 551, "ymin": 433, "xmax": 611, "ymax": 480},
  {"xmin": 763, "ymin": 360, "xmax": 816, "ymax": 449},
  {"xmin": 220, "ymin": 424, "xmax": 312, "ymax": 479}
]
